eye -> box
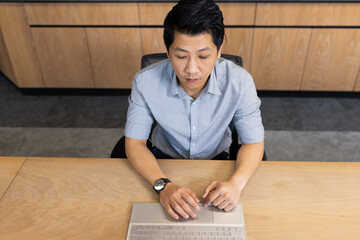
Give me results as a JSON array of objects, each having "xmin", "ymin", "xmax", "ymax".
[
  {"xmin": 199, "ymin": 56, "xmax": 209, "ymax": 59},
  {"xmin": 176, "ymin": 55, "xmax": 186, "ymax": 59}
]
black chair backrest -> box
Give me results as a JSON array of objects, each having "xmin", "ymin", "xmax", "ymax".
[{"xmin": 141, "ymin": 53, "xmax": 243, "ymax": 69}]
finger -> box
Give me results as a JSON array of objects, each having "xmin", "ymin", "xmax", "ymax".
[
  {"xmin": 203, "ymin": 189, "xmax": 221, "ymax": 206},
  {"xmin": 212, "ymin": 194, "xmax": 226, "ymax": 207},
  {"xmin": 218, "ymin": 199, "xmax": 231, "ymax": 210},
  {"xmin": 179, "ymin": 195, "xmax": 198, "ymax": 218},
  {"xmin": 165, "ymin": 204, "xmax": 179, "ymax": 220},
  {"xmin": 202, "ymin": 181, "xmax": 218, "ymax": 199},
  {"xmin": 183, "ymin": 191, "xmax": 200, "ymax": 212},
  {"xmin": 171, "ymin": 200, "xmax": 191, "ymax": 219},
  {"xmin": 186, "ymin": 188, "xmax": 200, "ymax": 203},
  {"xmin": 224, "ymin": 202, "xmax": 237, "ymax": 212}
]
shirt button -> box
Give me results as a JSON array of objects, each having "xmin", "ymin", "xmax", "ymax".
[
  {"xmin": 193, "ymin": 126, "xmax": 196, "ymax": 130},
  {"xmin": 193, "ymin": 102, "xmax": 196, "ymax": 105}
]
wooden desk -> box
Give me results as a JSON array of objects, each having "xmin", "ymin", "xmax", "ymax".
[
  {"xmin": 0, "ymin": 157, "xmax": 26, "ymax": 198},
  {"xmin": 0, "ymin": 157, "xmax": 359, "ymax": 239}
]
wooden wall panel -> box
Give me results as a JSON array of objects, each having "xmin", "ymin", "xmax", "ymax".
[
  {"xmin": 86, "ymin": 28, "xmax": 142, "ymax": 89},
  {"xmin": 32, "ymin": 28, "xmax": 94, "ymax": 88},
  {"xmin": 0, "ymin": 3, "xmax": 44, "ymax": 87},
  {"xmin": 0, "ymin": 27, "xmax": 16, "ymax": 81},
  {"xmin": 139, "ymin": 3, "xmax": 175, "ymax": 25},
  {"xmin": 355, "ymin": 69, "xmax": 360, "ymax": 92},
  {"xmin": 250, "ymin": 28, "xmax": 311, "ymax": 90},
  {"xmin": 221, "ymin": 28, "xmax": 254, "ymax": 71},
  {"xmin": 256, "ymin": 3, "xmax": 360, "ymax": 26},
  {"xmin": 218, "ymin": 3, "xmax": 256, "ymax": 26},
  {"xmin": 355, "ymin": 70, "xmax": 360, "ymax": 92},
  {"xmin": 302, "ymin": 29, "xmax": 360, "ymax": 91},
  {"xmin": 141, "ymin": 28, "xmax": 167, "ymax": 55},
  {"xmin": 25, "ymin": 3, "xmax": 139, "ymax": 25},
  {"xmin": 139, "ymin": 3, "xmax": 256, "ymax": 26}
]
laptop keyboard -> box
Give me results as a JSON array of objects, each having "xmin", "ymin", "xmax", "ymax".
[{"xmin": 130, "ymin": 225, "xmax": 245, "ymax": 240}]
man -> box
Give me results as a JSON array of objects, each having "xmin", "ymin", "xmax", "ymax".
[{"xmin": 125, "ymin": 0, "xmax": 264, "ymax": 220}]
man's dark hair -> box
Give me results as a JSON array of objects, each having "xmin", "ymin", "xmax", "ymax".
[{"xmin": 163, "ymin": 0, "xmax": 225, "ymax": 52}]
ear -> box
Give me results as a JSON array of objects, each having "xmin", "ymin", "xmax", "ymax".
[{"xmin": 217, "ymin": 41, "xmax": 224, "ymax": 58}]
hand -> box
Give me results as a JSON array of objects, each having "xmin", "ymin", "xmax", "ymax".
[
  {"xmin": 159, "ymin": 183, "xmax": 200, "ymax": 220},
  {"xmin": 202, "ymin": 180, "xmax": 242, "ymax": 211}
]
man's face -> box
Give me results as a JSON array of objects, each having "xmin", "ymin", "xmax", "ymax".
[{"xmin": 168, "ymin": 31, "xmax": 222, "ymax": 98}]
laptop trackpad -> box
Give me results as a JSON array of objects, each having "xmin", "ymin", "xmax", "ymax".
[
  {"xmin": 167, "ymin": 205, "xmax": 214, "ymax": 223},
  {"xmin": 130, "ymin": 203, "xmax": 213, "ymax": 224}
]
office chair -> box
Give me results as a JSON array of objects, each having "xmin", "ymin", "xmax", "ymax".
[{"xmin": 111, "ymin": 53, "xmax": 266, "ymax": 160}]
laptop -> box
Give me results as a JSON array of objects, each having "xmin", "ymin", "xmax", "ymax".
[{"xmin": 126, "ymin": 202, "xmax": 247, "ymax": 240}]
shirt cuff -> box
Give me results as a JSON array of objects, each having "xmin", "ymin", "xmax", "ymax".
[
  {"xmin": 125, "ymin": 122, "xmax": 152, "ymax": 140},
  {"xmin": 237, "ymin": 125, "xmax": 264, "ymax": 144}
]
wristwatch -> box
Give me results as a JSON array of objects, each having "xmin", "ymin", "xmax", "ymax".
[{"xmin": 153, "ymin": 178, "xmax": 172, "ymax": 194}]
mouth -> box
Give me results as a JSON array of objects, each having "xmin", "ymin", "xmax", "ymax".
[{"xmin": 185, "ymin": 78, "xmax": 200, "ymax": 83}]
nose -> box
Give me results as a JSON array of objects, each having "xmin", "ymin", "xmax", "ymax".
[{"xmin": 185, "ymin": 56, "xmax": 199, "ymax": 75}]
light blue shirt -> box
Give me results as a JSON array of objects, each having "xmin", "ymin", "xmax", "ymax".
[{"xmin": 125, "ymin": 58, "xmax": 264, "ymax": 159}]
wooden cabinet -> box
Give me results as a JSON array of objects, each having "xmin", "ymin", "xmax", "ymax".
[
  {"xmin": 256, "ymin": 3, "xmax": 360, "ymax": 26},
  {"xmin": 138, "ymin": 3, "xmax": 175, "ymax": 25},
  {"xmin": 250, "ymin": 28, "xmax": 311, "ymax": 90},
  {"xmin": 301, "ymin": 29, "xmax": 360, "ymax": 91},
  {"xmin": 141, "ymin": 28, "xmax": 167, "ymax": 55},
  {"xmin": 222, "ymin": 28, "xmax": 254, "ymax": 71},
  {"xmin": 25, "ymin": 3, "xmax": 139, "ymax": 25},
  {"xmin": 0, "ymin": 28, "xmax": 15, "ymax": 82},
  {"xmin": 0, "ymin": 2, "xmax": 359, "ymax": 91},
  {"xmin": 32, "ymin": 27, "xmax": 94, "ymax": 88},
  {"xmin": 0, "ymin": 3, "xmax": 43, "ymax": 88},
  {"xmin": 355, "ymin": 71, "xmax": 360, "ymax": 92},
  {"xmin": 86, "ymin": 28, "xmax": 142, "ymax": 89}
]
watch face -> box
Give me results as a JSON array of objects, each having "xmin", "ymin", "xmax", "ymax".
[{"xmin": 154, "ymin": 179, "xmax": 165, "ymax": 191}]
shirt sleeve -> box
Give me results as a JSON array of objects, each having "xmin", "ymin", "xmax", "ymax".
[
  {"xmin": 125, "ymin": 74, "xmax": 154, "ymax": 140},
  {"xmin": 233, "ymin": 74, "xmax": 264, "ymax": 144}
]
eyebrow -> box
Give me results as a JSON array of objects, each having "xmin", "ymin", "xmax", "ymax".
[{"xmin": 174, "ymin": 47, "xmax": 212, "ymax": 53}]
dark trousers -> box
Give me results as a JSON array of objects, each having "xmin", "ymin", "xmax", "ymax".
[{"xmin": 151, "ymin": 147, "xmax": 229, "ymax": 160}]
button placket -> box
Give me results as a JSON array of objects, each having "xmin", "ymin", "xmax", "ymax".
[{"xmin": 189, "ymin": 100, "xmax": 198, "ymax": 158}]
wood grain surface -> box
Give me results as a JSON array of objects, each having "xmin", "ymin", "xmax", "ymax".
[
  {"xmin": 0, "ymin": 158, "xmax": 359, "ymax": 240},
  {"xmin": 222, "ymin": 28, "xmax": 254, "ymax": 71},
  {"xmin": 218, "ymin": 3, "xmax": 256, "ymax": 26},
  {"xmin": 0, "ymin": 157, "xmax": 26, "ymax": 199},
  {"xmin": 250, "ymin": 28, "xmax": 311, "ymax": 90},
  {"xmin": 0, "ymin": 27, "xmax": 16, "ymax": 82},
  {"xmin": 139, "ymin": 3, "xmax": 175, "ymax": 25},
  {"xmin": 25, "ymin": 3, "xmax": 139, "ymax": 25},
  {"xmin": 256, "ymin": 3, "xmax": 360, "ymax": 26},
  {"xmin": 139, "ymin": 3, "xmax": 256, "ymax": 26},
  {"xmin": 355, "ymin": 69, "xmax": 360, "ymax": 91},
  {"xmin": 86, "ymin": 28, "xmax": 142, "ymax": 89},
  {"xmin": 31, "ymin": 27, "xmax": 95, "ymax": 88},
  {"xmin": 301, "ymin": 29, "xmax": 360, "ymax": 91},
  {"xmin": 141, "ymin": 28, "xmax": 167, "ymax": 56},
  {"xmin": 0, "ymin": 3, "xmax": 44, "ymax": 88}
]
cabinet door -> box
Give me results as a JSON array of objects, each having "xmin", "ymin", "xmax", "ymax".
[
  {"xmin": 32, "ymin": 27, "xmax": 94, "ymax": 88},
  {"xmin": 141, "ymin": 28, "xmax": 167, "ymax": 55},
  {"xmin": 355, "ymin": 71, "xmax": 360, "ymax": 92},
  {"xmin": 86, "ymin": 28, "xmax": 142, "ymax": 89},
  {"xmin": 25, "ymin": 3, "xmax": 139, "ymax": 25},
  {"xmin": 0, "ymin": 3, "xmax": 43, "ymax": 88},
  {"xmin": 250, "ymin": 28, "xmax": 311, "ymax": 90},
  {"xmin": 256, "ymin": 3, "xmax": 360, "ymax": 26},
  {"xmin": 302, "ymin": 29, "xmax": 360, "ymax": 91},
  {"xmin": 221, "ymin": 28, "xmax": 253, "ymax": 71}
]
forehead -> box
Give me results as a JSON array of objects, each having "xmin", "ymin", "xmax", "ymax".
[{"xmin": 171, "ymin": 31, "xmax": 216, "ymax": 52}]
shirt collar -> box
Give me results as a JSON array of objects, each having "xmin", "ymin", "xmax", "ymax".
[{"xmin": 169, "ymin": 62, "xmax": 222, "ymax": 97}]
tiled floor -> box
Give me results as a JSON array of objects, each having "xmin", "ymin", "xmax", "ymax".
[{"xmin": 1, "ymin": 73, "xmax": 360, "ymax": 161}]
